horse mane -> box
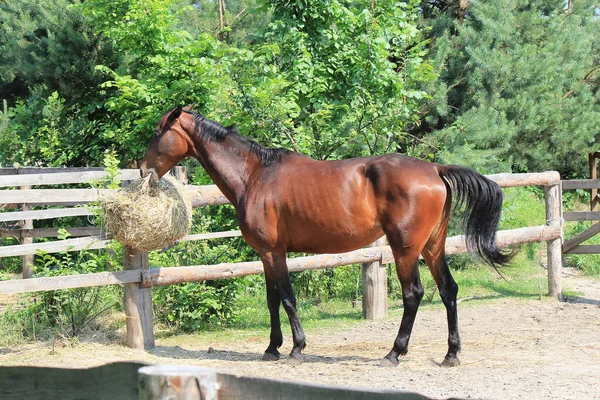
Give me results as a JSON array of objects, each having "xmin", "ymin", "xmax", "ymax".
[{"xmin": 186, "ymin": 111, "xmax": 288, "ymax": 167}]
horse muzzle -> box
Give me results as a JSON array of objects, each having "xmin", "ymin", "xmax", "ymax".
[{"xmin": 139, "ymin": 165, "xmax": 160, "ymax": 187}]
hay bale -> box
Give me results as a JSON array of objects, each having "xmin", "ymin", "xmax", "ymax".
[{"xmin": 101, "ymin": 174, "xmax": 193, "ymax": 251}]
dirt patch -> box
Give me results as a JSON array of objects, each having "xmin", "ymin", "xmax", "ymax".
[{"xmin": 2, "ymin": 270, "xmax": 600, "ymax": 399}]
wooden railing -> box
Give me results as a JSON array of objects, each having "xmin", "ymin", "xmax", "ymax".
[{"xmin": 0, "ymin": 168, "xmax": 564, "ymax": 349}]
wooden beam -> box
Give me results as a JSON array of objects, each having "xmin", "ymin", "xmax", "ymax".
[
  {"xmin": 0, "ymin": 169, "xmax": 140, "ymax": 188},
  {"xmin": 0, "ymin": 362, "xmax": 146, "ymax": 400},
  {"xmin": 486, "ymin": 171, "xmax": 560, "ymax": 188},
  {"xmin": 0, "ymin": 236, "xmax": 111, "ymax": 257},
  {"xmin": 0, "ymin": 185, "xmax": 229, "ymax": 206},
  {"xmin": 0, "ymin": 227, "xmax": 101, "ymax": 238},
  {"xmin": 562, "ymin": 222, "xmax": 600, "ymax": 253},
  {"xmin": 561, "ymin": 179, "xmax": 600, "ymax": 190},
  {"xmin": 0, "ymin": 270, "xmax": 141, "ymax": 294},
  {"xmin": 182, "ymin": 230, "xmax": 242, "ymax": 241},
  {"xmin": 0, "ymin": 207, "xmax": 93, "ymax": 222},
  {"xmin": 563, "ymin": 211, "xmax": 600, "ymax": 221},
  {"xmin": 0, "ymin": 225, "xmax": 562, "ymax": 295},
  {"xmin": 564, "ymin": 245, "xmax": 600, "ymax": 254}
]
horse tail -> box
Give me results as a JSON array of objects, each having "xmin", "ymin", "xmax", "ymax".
[{"xmin": 437, "ymin": 165, "xmax": 513, "ymax": 268}]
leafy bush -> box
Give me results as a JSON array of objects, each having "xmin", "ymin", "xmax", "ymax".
[{"xmin": 12, "ymin": 230, "xmax": 120, "ymax": 340}]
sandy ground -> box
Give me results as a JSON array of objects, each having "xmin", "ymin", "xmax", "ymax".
[{"xmin": 1, "ymin": 269, "xmax": 600, "ymax": 400}]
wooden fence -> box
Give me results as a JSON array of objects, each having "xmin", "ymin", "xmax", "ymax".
[
  {"xmin": 0, "ymin": 362, "xmax": 444, "ymax": 400},
  {"xmin": 0, "ymin": 168, "xmax": 564, "ymax": 349}
]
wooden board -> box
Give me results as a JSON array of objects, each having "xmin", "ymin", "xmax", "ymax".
[
  {"xmin": 0, "ymin": 207, "xmax": 93, "ymax": 222},
  {"xmin": 563, "ymin": 245, "xmax": 600, "ymax": 254},
  {"xmin": 0, "ymin": 362, "xmax": 146, "ymax": 400},
  {"xmin": 0, "ymin": 169, "xmax": 140, "ymax": 187},
  {"xmin": 217, "ymin": 373, "xmax": 433, "ymax": 400},
  {"xmin": 562, "ymin": 222, "xmax": 600, "ymax": 253},
  {"xmin": 563, "ymin": 211, "xmax": 600, "ymax": 221},
  {"xmin": 0, "ymin": 227, "xmax": 101, "ymax": 238},
  {"xmin": 0, "ymin": 269, "xmax": 141, "ymax": 294},
  {"xmin": 0, "ymin": 235, "xmax": 111, "ymax": 257},
  {"xmin": 561, "ymin": 179, "xmax": 600, "ymax": 190}
]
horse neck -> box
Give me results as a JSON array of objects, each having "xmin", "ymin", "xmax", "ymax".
[{"xmin": 190, "ymin": 131, "xmax": 259, "ymax": 208}]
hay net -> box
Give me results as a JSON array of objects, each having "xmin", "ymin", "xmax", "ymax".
[{"xmin": 101, "ymin": 174, "xmax": 193, "ymax": 251}]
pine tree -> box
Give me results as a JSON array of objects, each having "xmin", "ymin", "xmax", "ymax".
[{"xmin": 414, "ymin": 0, "xmax": 600, "ymax": 176}]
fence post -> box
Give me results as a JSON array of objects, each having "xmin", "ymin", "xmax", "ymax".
[
  {"xmin": 545, "ymin": 181, "xmax": 563, "ymax": 300},
  {"xmin": 362, "ymin": 236, "xmax": 388, "ymax": 320},
  {"xmin": 20, "ymin": 185, "xmax": 34, "ymax": 279},
  {"xmin": 123, "ymin": 246, "xmax": 155, "ymax": 349},
  {"xmin": 138, "ymin": 365, "xmax": 218, "ymax": 400}
]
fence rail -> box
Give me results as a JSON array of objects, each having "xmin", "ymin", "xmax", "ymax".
[{"xmin": 0, "ymin": 168, "xmax": 564, "ymax": 348}]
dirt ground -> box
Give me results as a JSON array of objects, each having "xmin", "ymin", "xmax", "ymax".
[{"xmin": 1, "ymin": 269, "xmax": 600, "ymax": 400}]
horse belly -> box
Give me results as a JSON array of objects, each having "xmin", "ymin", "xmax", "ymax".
[{"xmin": 284, "ymin": 210, "xmax": 383, "ymax": 254}]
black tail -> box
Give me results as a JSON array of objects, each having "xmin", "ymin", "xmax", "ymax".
[{"xmin": 438, "ymin": 165, "xmax": 513, "ymax": 268}]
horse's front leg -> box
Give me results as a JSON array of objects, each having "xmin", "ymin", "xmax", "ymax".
[
  {"xmin": 262, "ymin": 273, "xmax": 283, "ymax": 361},
  {"xmin": 261, "ymin": 251, "xmax": 306, "ymax": 363}
]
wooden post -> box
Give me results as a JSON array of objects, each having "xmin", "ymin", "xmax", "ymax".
[
  {"xmin": 362, "ymin": 237, "xmax": 388, "ymax": 320},
  {"xmin": 170, "ymin": 165, "xmax": 188, "ymax": 184},
  {"xmin": 545, "ymin": 181, "xmax": 563, "ymax": 300},
  {"xmin": 589, "ymin": 152, "xmax": 598, "ymax": 211},
  {"xmin": 20, "ymin": 186, "xmax": 34, "ymax": 279},
  {"xmin": 138, "ymin": 365, "xmax": 218, "ymax": 400},
  {"xmin": 123, "ymin": 246, "xmax": 155, "ymax": 349}
]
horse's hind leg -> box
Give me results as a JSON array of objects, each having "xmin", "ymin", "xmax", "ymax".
[
  {"xmin": 381, "ymin": 242, "xmax": 424, "ymax": 367},
  {"xmin": 422, "ymin": 236, "xmax": 461, "ymax": 367}
]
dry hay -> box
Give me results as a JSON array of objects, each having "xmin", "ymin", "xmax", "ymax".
[{"xmin": 101, "ymin": 174, "xmax": 193, "ymax": 251}]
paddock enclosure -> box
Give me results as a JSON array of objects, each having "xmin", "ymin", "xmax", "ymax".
[{"xmin": 3, "ymin": 167, "xmax": 600, "ymax": 399}]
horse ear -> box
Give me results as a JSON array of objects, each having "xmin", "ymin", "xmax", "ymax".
[
  {"xmin": 168, "ymin": 106, "xmax": 183, "ymax": 121},
  {"xmin": 183, "ymin": 103, "xmax": 195, "ymax": 112}
]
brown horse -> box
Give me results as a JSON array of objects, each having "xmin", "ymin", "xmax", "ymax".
[{"xmin": 139, "ymin": 106, "xmax": 512, "ymax": 367}]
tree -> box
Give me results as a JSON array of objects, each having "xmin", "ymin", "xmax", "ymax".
[{"xmin": 414, "ymin": 0, "xmax": 600, "ymax": 176}]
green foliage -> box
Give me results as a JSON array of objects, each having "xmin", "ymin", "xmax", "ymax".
[
  {"xmin": 14, "ymin": 230, "xmax": 120, "ymax": 340},
  {"xmin": 415, "ymin": 0, "xmax": 600, "ymax": 176}
]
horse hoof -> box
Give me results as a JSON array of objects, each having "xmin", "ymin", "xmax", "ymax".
[
  {"xmin": 262, "ymin": 352, "xmax": 280, "ymax": 361},
  {"xmin": 286, "ymin": 353, "xmax": 304, "ymax": 365},
  {"xmin": 379, "ymin": 357, "xmax": 399, "ymax": 368},
  {"xmin": 441, "ymin": 357, "xmax": 460, "ymax": 367}
]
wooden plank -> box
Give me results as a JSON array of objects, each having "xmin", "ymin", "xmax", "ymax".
[
  {"xmin": 0, "ymin": 169, "xmax": 140, "ymax": 187},
  {"xmin": 0, "ymin": 185, "xmax": 228, "ymax": 206},
  {"xmin": 561, "ymin": 179, "xmax": 600, "ymax": 190},
  {"xmin": 486, "ymin": 171, "xmax": 560, "ymax": 188},
  {"xmin": 0, "ymin": 167, "xmax": 104, "ymax": 175},
  {"xmin": 0, "ymin": 362, "xmax": 145, "ymax": 400},
  {"xmin": 563, "ymin": 211, "xmax": 600, "ymax": 221},
  {"xmin": 0, "ymin": 188, "xmax": 109, "ymax": 204},
  {"xmin": 362, "ymin": 237, "xmax": 388, "ymax": 320},
  {"xmin": 0, "ymin": 207, "xmax": 93, "ymax": 222},
  {"xmin": 182, "ymin": 230, "xmax": 242, "ymax": 241},
  {"xmin": 563, "ymin": 245, "xmax": 600, "ymax": 254},
  {"xmin": 0, "ymin": 270, "xmax": 141, "ymax": 294},
  {"xmin": 562, "ymin": 222, "xmax": 600, "ymax": 253},
  {"xmin": 0, "ymin": 236, "xmax": 111, "ymax": 257},
  {"xmin": 123, "ymin": 246, "xmax": 154, "ymax": 350},
  {"xmin": 217, "ymin": 372, "xmax": 433, "ymax": 400},
  {"xmin": 0, "ymin": 227, "xmax": 101, "ymax": 238}
]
